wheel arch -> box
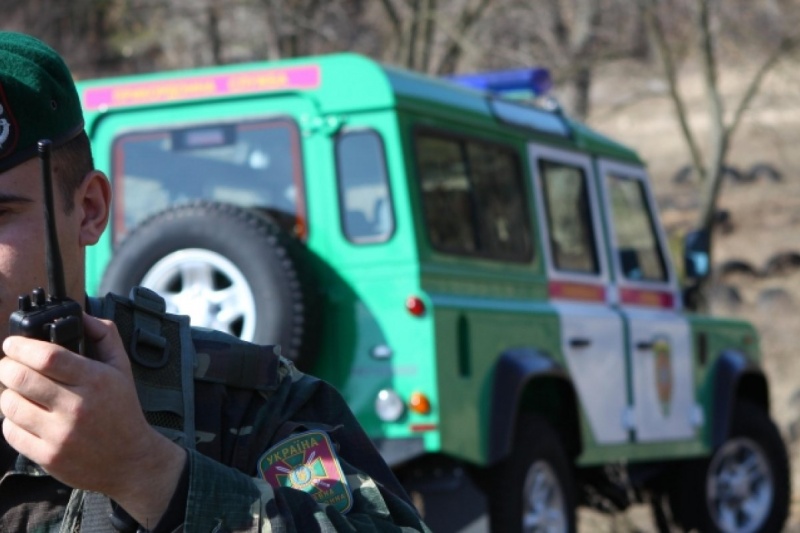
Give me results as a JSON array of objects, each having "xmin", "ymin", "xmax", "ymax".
[
  {"xmin": 710, "ymin": 349, "xmax": 770, "ymax": 448},
  {"xmin": 488, "ymin": 348, "xmax": 582, "ymax": 464}
]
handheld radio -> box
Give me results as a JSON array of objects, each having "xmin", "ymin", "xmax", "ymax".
[{"xmin": 8, "ymin": 140, "xmax": 83, "ymax": 353}]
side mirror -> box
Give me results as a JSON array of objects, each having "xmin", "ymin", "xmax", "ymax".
[{"xmin": 683, "ymin": 229, "xmax": 710, "ymax": 280}]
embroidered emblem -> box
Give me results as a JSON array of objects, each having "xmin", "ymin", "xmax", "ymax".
[
  {"xmin": 258, "ymin": 430, "xmax": 353, "ymax": 513},
  {"xmin": 0, "ymin": 108, "xmax": 10, "ymax": 147},
  {"xmin": 653, "ymin": 335, "xmax": 672, "ymax": 417},
  {"xmin": 0, "ymin": 84, "xmax": 18, "ymax": 158}
]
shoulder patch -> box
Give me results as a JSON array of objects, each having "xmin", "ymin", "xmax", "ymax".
[{"xmin": 257, "ymin": 430, "xmax": 353, "ymax": 514}]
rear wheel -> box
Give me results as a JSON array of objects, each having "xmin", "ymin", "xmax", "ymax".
[{"xmin": 488, "ymin": 413, "xmax": 576, "ymax": 533}]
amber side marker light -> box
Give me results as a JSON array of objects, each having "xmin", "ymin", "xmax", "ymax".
[
  {"xmin": 406, "ymin": 296, "xmax": 426, "ymax": 317},
  {"xmin": 409, "ymin": 391, "xmax": 432, "ymax": 415}
]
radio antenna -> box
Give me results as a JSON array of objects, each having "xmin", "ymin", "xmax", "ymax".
[
  {"xmin": 8, "ymin": 139, "xmax": 83, "ymax": 353},
  {"xmin": 39, "ymin": 140, "xmax": 67, "ymax": 300}
]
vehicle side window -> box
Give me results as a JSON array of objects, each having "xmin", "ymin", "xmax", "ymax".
[
  {"xmin": 415, "ymin": 132, "xmax": 532, "ymax": 261},
  {"xmin": 335, "ymin": 130, "xmax": 395, "ymax": 243},
  {"xmin": 467, "ymin": 142, "xmax": 533, "ymax": 258},
  {"xmin": 606, "ymin": 173, "xmax": 667, "ymax": 282},
  {"xmin": 112, "ymin": 119, "xmax": 303, "ymax": 243},
  {"xmin": 539, "ymin": 160, "xmax": 599, "ymax": 274}
]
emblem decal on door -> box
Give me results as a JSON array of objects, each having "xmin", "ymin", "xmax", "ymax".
[{"xmin": 653, "ymin": 336, "xmax": 672, "ymax": 416}]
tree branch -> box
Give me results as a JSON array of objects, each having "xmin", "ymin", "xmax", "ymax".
[
  {"xmin": 727, "ymin": 36, "xmax": 797, "ymax": 137},
  {"xmin": 406, "ymin": 0, "xmax": 421, "ymax": 68},
  {"xmin": 420, "ymin": 0, "xmax": 436, "ymax": 72},
  {"xmin": 435, "ymin": 0, "xmax": 495, "ymax": 73},
  {"xmin": 698, "ymin": 0, "xmax": 724, "ymax": 141},
  {"xmin": 640, "ymin": 0, "xmax": 706, "ymax": 180},
  {"xmin": 378, "ymin": 0, "xmax": 402, "ymax": 34},
  {"xmin": 695, "ymin": 0, "xmax": 728, "ymax": 233}
]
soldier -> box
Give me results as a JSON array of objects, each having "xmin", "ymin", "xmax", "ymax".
[{"xmin": 0, "ymin": 32, "xmax": 430, "ymax": 532}]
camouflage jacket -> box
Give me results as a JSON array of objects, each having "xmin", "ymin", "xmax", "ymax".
[{"xmin": 0, "ymin": 293, "xmax": 430, "ymax": 532}]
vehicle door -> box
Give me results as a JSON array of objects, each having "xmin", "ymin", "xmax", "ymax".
[
  {"xmin": 597, "ymin": 159, "xmax": 701, "ymax": 442},
  {"xmin": 85, "ymin": 94, "xmax": 320, "ymax": 290},
  {"xmin": 529, "ymin": 145, "xmax": 629, "ymax": 445}
]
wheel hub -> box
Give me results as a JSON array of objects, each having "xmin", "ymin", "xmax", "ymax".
[
  {"xmin": 707, "ymin": 437, "xmax": 772, "ymax": 533},
  {"xmin": 522, "ymin": 460, "xmax": 566, "ymax": 533},
  {"xmin": 140, "ymin": 248, "xmax": 257, "ymax": 341}
]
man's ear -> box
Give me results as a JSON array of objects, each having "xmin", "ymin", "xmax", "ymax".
[{"xmin": 78, "ymin": 170, "xmax": 111, "ymax": 246}]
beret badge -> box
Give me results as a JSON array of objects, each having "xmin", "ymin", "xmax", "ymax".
[
  {"xmin": 0, "ymin": 83, "xmax": 18, "ymax": 159},
  {"xmin": 0, "ymin": 32, "xmax": 84, "ymax": 173}
]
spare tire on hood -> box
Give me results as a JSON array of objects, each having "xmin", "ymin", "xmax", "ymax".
[{"xmin": 100, "ymin": 201, "xmax": 315, "ymax": 369}]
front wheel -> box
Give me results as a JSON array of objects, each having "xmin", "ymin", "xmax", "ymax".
[
  {"xmin": 488, "ymin": 413, "xmax": 576, "ymax": 533},
  {"xmin": 669, "ymin": 400, "xmax": 790, "ymax": 533}
]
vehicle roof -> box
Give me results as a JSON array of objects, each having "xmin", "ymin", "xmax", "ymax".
[{"xmin": 76, "ymin": 52, "xmax": 641, "ymax": 162}]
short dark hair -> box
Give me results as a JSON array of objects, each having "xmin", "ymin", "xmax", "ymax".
[{"xmin": 53, "ymin": 131, "xmax": 95, "ymax": 213}]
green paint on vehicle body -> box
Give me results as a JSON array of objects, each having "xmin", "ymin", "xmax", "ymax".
[{"xmin": 78, "ymin": 53, "xmax": 778, "ymax": 519}]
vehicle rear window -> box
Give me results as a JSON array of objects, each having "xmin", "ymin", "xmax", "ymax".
[
  {"xmin": 111, "ymin": 118, "xmax": 305, "ymax": 243},
  {"xmin": 414, "ymin": 131, "xmax": 533, "ymax": 262},
  {"xmin": 335, "ymin": 130, "xmax": 395, "ymax": 243}
]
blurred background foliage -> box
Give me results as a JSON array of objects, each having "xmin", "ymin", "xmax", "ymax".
[
  {"xmin": 4, "ymin": 0, "xmax": 799, "ymax": 121},
  {"xmin": 7, "ymin": 0, "xmax": 800, "ymax": 292},
  {"xmin": 8, "ymin": 3, "xmax": 800, "ymax": 528}
]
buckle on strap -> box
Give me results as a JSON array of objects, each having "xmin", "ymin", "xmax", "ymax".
[{"xmin": 128, "ymin": 287, "xmax": 169, "ymax": 369}]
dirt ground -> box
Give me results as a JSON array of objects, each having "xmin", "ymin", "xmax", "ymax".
[{"xmin": 574, "ymin": 58, "xmax": 800, "ymax": 531}]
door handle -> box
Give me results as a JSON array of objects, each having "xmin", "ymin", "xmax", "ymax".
[
  {"xmin": 636, "ymin": 341, "xmax": 654, "ymax": 351},
  {"xmin": 569, "ymin": 337, "xmax": 592, "ymax": 349}
]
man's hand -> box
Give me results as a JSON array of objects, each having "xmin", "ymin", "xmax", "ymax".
[{"xmin": 0, "ymin": 313, "xmax": 186, "ymax": 528}]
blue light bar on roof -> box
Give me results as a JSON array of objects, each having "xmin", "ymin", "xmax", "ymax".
[{"xmin": 448, "ymin": 67, "xmax": 552, "ymax": 96}]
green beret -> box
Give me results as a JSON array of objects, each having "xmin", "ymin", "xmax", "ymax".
[{"xmin": 0, "ymin": 32, "xmax": 84, "ymax": 173}]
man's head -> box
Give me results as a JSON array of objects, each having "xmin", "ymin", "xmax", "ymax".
[
  {"xmin": 0, "ymin": 32, "xmax": 93, "ymax": 212},
  {"xmin": 0, "ymin": 32, "xmax": 111, "ymax": 341}
]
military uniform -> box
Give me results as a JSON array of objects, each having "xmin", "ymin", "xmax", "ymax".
[{"xmin": 0, "ymin": 291, "xmax": 430, "ymax": 532}]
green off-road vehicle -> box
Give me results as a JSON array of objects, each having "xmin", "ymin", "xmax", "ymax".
[{"xmin": 79, "ymin": 54, "xmax": 790, "ymax": 532}]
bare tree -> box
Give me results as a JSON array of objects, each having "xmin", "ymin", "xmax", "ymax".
[
  {"xmin": 640, "ymin": 0, "xmax": 800, "ymax": 308},
  {"xmin": 375, "ymin": 0, "xmax": 496, "ymax": 73},
  {"xmin": 535, "ymin": 0, "xmax": 602, "ymax": 118},
  {"xmin": 4, "ymin": 0, "xmax": 125, "ymax": 75},
  {"xmin": 474, "ymin": 0, "xmax": 644, "ymax": 120}
]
